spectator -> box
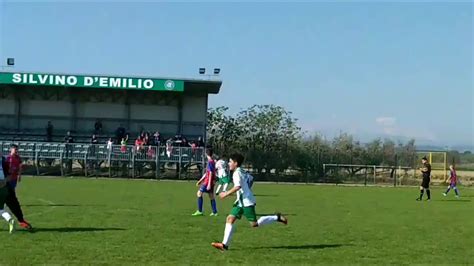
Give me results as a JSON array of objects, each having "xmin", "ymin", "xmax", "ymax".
[
  {"xmin": 115, "ymin": 125, "xmax": 126, "ymax": 144},
  {"xmin": 46, "ymin": 121, "xmax": 54, "ymax": 142},
  {"xmin": 197, "ymin": 136, "xmax": 205, "ymax": 147},
  {"xmin": 144, "ymin": 132, "xmax": 150, "ymax": 146},
  {"xmin": 106, "ymin": 138, "xmax": 113, "ymax": 164},
  {"xmin": 153, "ymin": 131, "xmax": 162, "ymax": 146},
  {"xmin": 94, "ymin": 119, "xmax": 103, "ymax": 134},
  {"xmin": 64, "ymin": 131, "xmax": 74, "ymax": 159},
  {"xmin": 120, "ymin": 135, "xmax": 129, "ymax": 153},
  {"xmin": 135, "ymin": 136, "xmax": 144, "ymax": 152},
  {"xmin": 147, "ymin": 145, "xmax": 155, "ymax": 159},
  {"xmin": 181, "ymin": 136, "xmax": 189, "ymax": 147},
  {"xmin": 91, "ymin": 134, "xmax": 99, "ymax": 145},
  {"xmin": 64, "ymin": 131, "xmax": 74, "ymax": 144},
  {"xmin": 90, "ymin": 134, "xmax": 99, "ymax": 171},
  {"xmin": 166, "ymin": 139, "xmax": 173, "ymax": 158},
  {"xmin": 106, "ymin": 138, "xmax": 113, "ymax": 151}
]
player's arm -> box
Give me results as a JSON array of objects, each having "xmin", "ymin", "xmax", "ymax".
[
  {"xmin": 196, "ymin": 173, "xmax": 206, "ymax": 186},
  {"xmin": 18, "ymin": 159, "xmax": 23, "ymax": 182},
  {"xmin": 219, "ymin": 185, "xmax": 240, "ymax": 199}
]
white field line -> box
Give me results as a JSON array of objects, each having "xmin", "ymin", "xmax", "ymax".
[{"xmin": 25, "ymin": 198, "xmax": 58, "ymax": 218}]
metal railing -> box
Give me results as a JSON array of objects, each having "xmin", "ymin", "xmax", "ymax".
[{"xmin": 0, "ymin": 141, "xmax": 206, "ymax": 179}]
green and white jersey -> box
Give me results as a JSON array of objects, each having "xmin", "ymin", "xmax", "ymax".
[{"xmin": 232, "ymin": 167, "xmax": 256, "ymax": 207}]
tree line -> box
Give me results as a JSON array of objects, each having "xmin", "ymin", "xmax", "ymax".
[{"xmin": 207, "ymin": 105, "xmax": 419, "ymax": 179}]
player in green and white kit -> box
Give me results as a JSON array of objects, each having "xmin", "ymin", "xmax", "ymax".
[
  {"xmin": 212, "ymin": 153, "xmax": 287, "ymax": 251},
  {"xmin": 215, "ymin": 156, "xmax": 231, "ymax": 195}
]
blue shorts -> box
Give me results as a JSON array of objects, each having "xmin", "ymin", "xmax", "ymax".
[
  {"xmin": 199, "ymin": 184, "xmax": 214, "ymax": 193},
  {"xmin": 8, "ymin": 180, "xmax": 17, "ymax": 189},
  {"xmin": 449, "ymin": 182, "xmax": 457, "ymax": 188}
]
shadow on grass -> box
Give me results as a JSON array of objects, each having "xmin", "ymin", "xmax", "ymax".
[
  {"xmin": 254, "ymin": 244, "xmax": 348, "ymax": 250},
  {"xmin": 257, "ymin": 213, "xmax": 297, "ymax": 217},
  {"xmin": 26, "ymin": 227, "xmax": 126, "ymax": 233}
]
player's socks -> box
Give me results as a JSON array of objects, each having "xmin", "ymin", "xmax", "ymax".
[
  {"xmin": 1, "ymin": 210, "xmax": 12, "ymax": 222},
  {"xmin": 418, "ymin": 189, "xmax": 424, "ymax": 200},
  {"xmin": 445, "ymin": 186, "xmax": 451, "ymax": 194},
  {"xmin": 8, "ymin": 218, "xmax": 15, "ymax": 234},
  {"xmin": 426, "ymin": 189, "xmax": 431, "ymax": 200},
  {"xmin": 197, "ymin": 196, "xmax": 203, "ymax": 212},
  {"xmin": 210, "ymin": 199, "xmax": 217, "ymax": 214},
  {"xmin": 222, "ymin": 223, "xmax": 234, "ymax": 247},
  {"xmin": 216, "ymin": 185, "xmax": 222, "ymax": 194},
  {"xmin": 257, "ymin": 215, "xmax": 278, "ymax": 226},
  {"xmin": 454, "ymin": 187, "xmax": 459, "ymax": 196}
]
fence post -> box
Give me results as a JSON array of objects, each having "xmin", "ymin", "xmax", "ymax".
[
  {"xmin": 108, "ymin": 146, "xmax": 112, "ymax": 178},
  {"xmin": 59, "ymin": 145, "xmax": 64, "ymax": 177},
  {"xmin": 35, "ymin": 143, "xmax": 40, "ymax": 176},
  {"xmin": 155, "ymin": 146, "xmax": 160, "ymax": 179},
  {"xmin": 373, "ymin": 166, "xmax": 376, "ymax": 185},
  {"xmin": 131, "ymin": 147, "xmax": 135, "ymax": 178},
  {"xmin": 84, "ymin": 146, "xmax": 88, "ymax": 177},
  {"xmin": 178, "ymin": 147, "xmax": 182, "ymax": 180},
  {"xmin": 364, "ymin": 165, "xmax": 368, "ymax": 186},
  {"xmin": 394, "ymin": 154, "xmax": 398, "ymax": 187}
]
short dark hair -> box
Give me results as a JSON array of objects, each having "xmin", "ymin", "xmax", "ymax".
[
  {"xmin": 206, "ymin": 148, "xmax": 213, "ymax": 157},
  {"xmin": 10, "ymin": 144, "xmax": 18, "ymax": 149},
  {"xmin": 229, "ymin": 153, "xmax": 245, "ymax": 167}
]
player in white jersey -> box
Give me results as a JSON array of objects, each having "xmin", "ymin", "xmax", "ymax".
[
  {"xmin": 0, "ymin": 156, "xmax": 16, "ymax": 233},
  {"xmin": 212, "ymin": 153, "xmax": 287, "ymax": 251},
  {"xmin": 215, "ymin": 156, "xmax": 231, "ymax": 195}
]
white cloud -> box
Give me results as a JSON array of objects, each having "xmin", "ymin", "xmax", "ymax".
[{"xmin": 375, "ymin": 117, "xmax": 396, "ymax": 127}]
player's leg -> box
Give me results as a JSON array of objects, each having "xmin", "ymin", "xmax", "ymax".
[
  {"xmin": 417, "ymin": 186, "xmax": 424, "ymax": 201},
  {"xmin": 0, "ymin": 186, "xmax": 14, "ymax": 233},
  {"xmin": 208, "ymin": 192, "xmax": 218, "ymax": 216},
  {"xmin": 246, "ymin": 206, "xmax": 287, "ymax": 228},
  {"xmin": 6, "ymin": 184, "xmax": 24, "ymax": 221},
  {"xmin": 212, "ymin": 207, "xmax": 241, "ymax": 251},
  {"xmin": 443, "ymin": 184, "xmax": 451, "ymax": 196},
  {"xmin": 5, "ymin": 185, "xmax": 32, "ymax": 230},
  {"xmin": 215, "ymin": 184, "xmax": 222, "ymax": 195},
  {"xmin": 192, "ymin": 189, "xmax": 204, "ymax": 216},
  {"xmin": 222, "ymin": 183, "xmax": 229, "ymax": 192},
  {"xmin": 453, "ymin": 184, "xmax": 460, "ymax": 197},
  {"xmin": 425, "ymin": 183, "xmax": 431, "ymax": 200}
]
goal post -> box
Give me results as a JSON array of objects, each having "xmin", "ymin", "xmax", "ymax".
[{"xmin": 415, "ymin": 151, "xmax": 448, "ymax": 181}]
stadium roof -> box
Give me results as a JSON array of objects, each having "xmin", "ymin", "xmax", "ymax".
[{"xmin": 0, "ymin": 71, "xmax": 222, "ymax": 94}]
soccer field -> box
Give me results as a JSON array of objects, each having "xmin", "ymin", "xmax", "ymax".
[{"xmin": 3, "ymin": 177, "xmax": 473, "ymax": 265}]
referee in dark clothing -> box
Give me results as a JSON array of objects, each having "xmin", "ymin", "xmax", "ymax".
[{"xmin": 417, "ymin": 156, "xmax": 432, "ymax": 201}]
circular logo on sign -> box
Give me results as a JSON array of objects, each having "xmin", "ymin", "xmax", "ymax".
[{"xmin": 165, "ymin": 80, "xmax": 175, "ymax": 90}]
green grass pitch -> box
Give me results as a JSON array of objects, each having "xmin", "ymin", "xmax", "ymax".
[{"xmin": 2, "ymin": 177, "xmax": 473, "ymax": 265}]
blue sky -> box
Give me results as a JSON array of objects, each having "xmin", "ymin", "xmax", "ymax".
[{"xmin": 0, "ymin": 1, "xmax": 472, "ymax": 147}]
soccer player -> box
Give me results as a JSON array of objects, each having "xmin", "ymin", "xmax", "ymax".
[
  {"xmin": 416, "ymin": 156, "xmax": 432, "ymax": 201},
  {"xmin": 5, "ymin": 144, "xmax": 33, "ymax": 230},
  {"xmin": 192, "ymin": 149, "xmax": 218, "ymax": 216},
  {"xmin": 211, "ymin": 153, "xmax": 287, "ymax": 251},
  {"xmin": 1, "ymin": 153, "xmax": 16, "ymax": 233},
  {"xmin": 215, "ymin": 155, "xmax": 231, "ymax": 195},
  {"xmin": 443, "ymin": 165, "xmax": 460, "ymax": 198}
]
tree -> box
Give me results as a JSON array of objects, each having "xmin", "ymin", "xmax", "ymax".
[{"xmin": 236, "ymin": 105, "xmax": 300, "ymax": 176}]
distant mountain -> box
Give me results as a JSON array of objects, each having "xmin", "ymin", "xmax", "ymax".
[{"xmin": 417, "ymin": 144, "xmax": 474, "ymax": 153}]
